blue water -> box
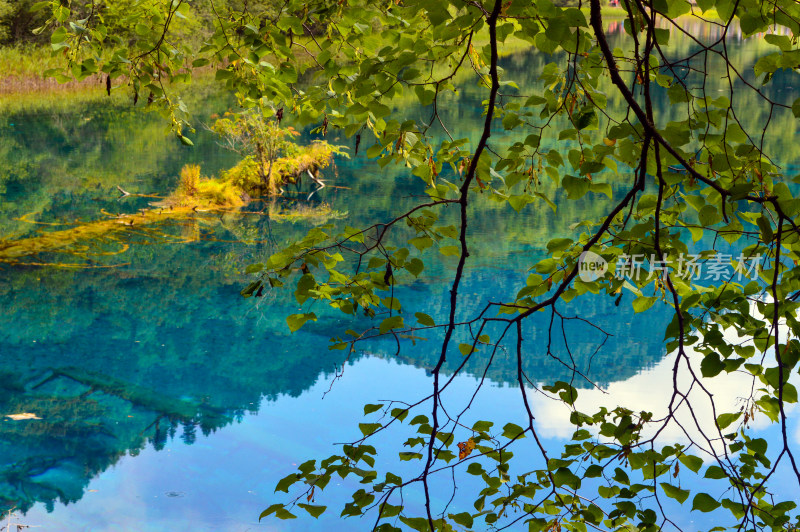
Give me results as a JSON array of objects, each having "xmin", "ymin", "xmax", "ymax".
[{"xmin": 1, "ymin": 32, "xmax": 799, "ymax": 530}]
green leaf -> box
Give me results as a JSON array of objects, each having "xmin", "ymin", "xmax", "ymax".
[
  {"xmin": 275, "ymin": 473, "xmax": 299, "ymax": 493},
  {"xmin": 679, "ymin": 454, "xmax": 703, "ymax": 473},
  {"xmin": 51, "ymin": 26, "xmax": 69, "ymax": 44},
  {"xmin": 390, "ymin": 408, "xmax": 408, "ymax": 422},
  {"xmin": 415, "ymin": 312, "xmax": 435, "ymax": 326},
  {"xmin": 535, "ymin": 192, "xmax": 557, "ymax": 212},
  {"xmin": 562, "ymin": 175, "xmax": 590, "ymax": 200},
  {"xmin": 590, "ymin": 182, "xmax": 613, "ymax": 199},
  {"xmin": 368, "ymin": 257, "xmax": 387, "ymax": 269},
  {"xmin": 545, "ymin": 16, "xmax": 569, "ymax": 42},
  {"xmin": 450, "ymin": 512, "xmax": 473, "ymax": 528},
  {"xmin": 275, "ymin": 507, "xmax": 298, "ymax": 519},
  {"xmin": 508, "ymin": 194, "xmax": 534, "ymax": 212},
  {"xmin": 380, "ymin": 503, "xmax": 402, "ymax": 518},
  {"xmin": 654, "ymin": 27, "xmax": 670, "ymax": 45},
  {"xmin": 298, "ymin": 504, "xmax": 326, "ymax": 518},
  {"xmin": 546, "ymin": 238, "xmax": 573, "ymax": 254},
  {"xmin": 632, "ymin": 296, "xmax": 658, "ymax": 313},
  {"xmin": 245, "ymin": 263, "xmax": 263, "ymax": 274},
  {"xmin": 382, "ymin": 296, "xmax": 401, "ymax": 311},
  {"xmin": 553, "ymin": 467, "xmax": 581, "ymax": 489},
  {"xmin": 704, "ymin": 465, "xmax": 728, "ymax": 479},
  {"xmin": 660, "ymin": 482, "xmax": 690, "ymax": 504},
  {"xmin": 575, "ymin": 109, "xmax": 597, "ymax": 130},
  {"xmin": 405, "ymin": 258, "xmax": 424, "ymax": 277},
  {"xmin": 754, "ymin": 53, "xmax": 780, "ymax": 78},
  {"xmin": 359, "ymin": 423, "xmax": 381, "ymax": 436},
  {"xmin": 756, "ymin": 213, "xmax": 774, "ymax": 243},
  {"xmin": 739, "ymin": 13, "xmax": 768, "ymax": 35},
  {"xmin": 688, "ymin": 225, "xmax": 704, "ymax": 242},
  {"xmin": 409, "ymin": 236, "xmax": 433, "ymax": 251},
  {"xmin": 698, "ymin": 205, "xmax": 720, "ymax": 226},
  {"xmin": 439, "ymin": 245, "xmax": 460, "ymax": 257},
  {"xmin": 585, "ymin": 464, "xmax": 603, "ymax": 478},
  {"xmin": 399, "ymin": 516, "xmax": 430, "ymax": 531},
  {"xmin": 260, "ymin": 504, "xmax": 283, "ymax": 520},
  {"xmin": 692, "ymin": 493, "xmax": 721, "ymax": 512},
  {"xmin": 466, "ymin": 462, "xmax": 485, "ymax": 475},
  {"xmin": 598, "ymin": 485, "xmax": 618, "ymax": 498},
  {"xmin": 700, "ymin": 352, "xmax": 725, "ymax": 378},
  {"xmin": 363, "ymin": 404, "xmax": 383, "ymax": 415},
  {"xmin": 240, "ymin": 281, "xmax": 261, "ymax": 298},
  {"xmin": 668, "ymin": 83, "xmax": 690, "ymax": 103},
  {"xmin": 458, "ymin": 343, "xmax": 476, "ymax": 355},
  {"xmin": 379, "ymin": 316, "xmax": 404, "ymax": 335},
  {"xmin": 409, "ymin": 415, "xmax": 428, "ymax": 425},
  {"xmin": 287, "ymin": 313, "xmax": 317, "ymax": 332},
  {"xmin": 472, "ymin": 420, "xmax": 493, "ymax": 433},
  {"xmin": 29, "ymin": 1, "xmax": 51, "ymax": 13},
  {"xmin": 134, "ymin": 22, "xmax": 151, "ymax": 36},
  {"xmin": 502, "ymin": 422, "xmax": 525, "ymax": 439},
  {"xmin": 721, "ymin": 498, "xmax": 747, "ymax": 519}
]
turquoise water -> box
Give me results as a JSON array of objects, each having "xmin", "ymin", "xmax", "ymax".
[{"xmin": 1, "ymin": 30, "xmax": 799, "ymax": 530}]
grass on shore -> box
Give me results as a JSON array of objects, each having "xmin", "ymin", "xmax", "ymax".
[
  {"xmin": 0, "ymin": 44, "xmax": 103, "ymax": 99},
  {"xmin": 0, "ymin": 45, "xmax": 62, "ymax": 77}
]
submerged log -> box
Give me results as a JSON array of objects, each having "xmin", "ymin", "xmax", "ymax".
[{"xmin": 0, "ymin": 201, "xmax": 346, "ymax": 263}]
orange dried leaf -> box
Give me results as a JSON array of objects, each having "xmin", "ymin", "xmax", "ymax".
[{"xmin": 457, "ymin": 437, "xmax": 476, "ymax": 460}]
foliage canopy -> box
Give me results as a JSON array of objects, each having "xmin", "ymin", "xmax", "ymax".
[{"xmin": 32, "ymin": 0, "xmax": 800, "ymax": 529}]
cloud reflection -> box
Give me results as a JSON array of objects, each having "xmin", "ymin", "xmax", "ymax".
[{"xmin": 529, "ymin": 310, "xmax": 799, "ymax": 453}]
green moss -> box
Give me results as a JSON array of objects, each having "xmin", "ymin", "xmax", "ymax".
[
  {"xmin": 219, "ymin": 140, "xmax": 339, "ymax": 197},
  {"xmin": 219, "ymin": 157, "xmax": 260, "ymax": 192}
]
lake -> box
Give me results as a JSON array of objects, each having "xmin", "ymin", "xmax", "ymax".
[{"xmin": 1, "ymin": 23, "xmax": 798, "ymax": 531}]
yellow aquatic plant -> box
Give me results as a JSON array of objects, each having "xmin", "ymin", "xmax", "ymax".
[{"xmin": 166, "ymin": 140, "xmax": 339, "ymax": 209}]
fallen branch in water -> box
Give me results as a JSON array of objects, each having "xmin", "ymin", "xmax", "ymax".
[{"xmin": 115, "ymin": 185, "xmax": 161, "ymax": 199}]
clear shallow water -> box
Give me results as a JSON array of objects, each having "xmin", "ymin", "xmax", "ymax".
[{"xmin": 1, "ymin": 30, "xmax": 799, "ymax": 530}]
